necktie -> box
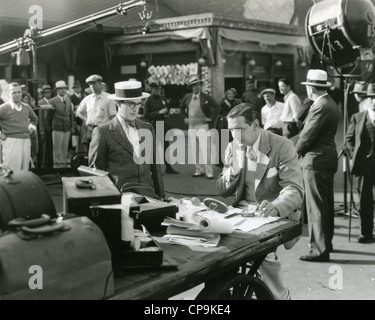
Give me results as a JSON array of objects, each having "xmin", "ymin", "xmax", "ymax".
[
  {"xmin": 125, "ymin": 120, "xmax": 136, "ymax": 128},
  {"xmin": 246, "ymin": 145, "xmax": 257, "ymax": 161}
]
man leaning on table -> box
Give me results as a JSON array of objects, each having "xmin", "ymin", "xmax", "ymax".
[{"xmin": 216, "ymin": 103, "xmax": 304, "ymax": 300}]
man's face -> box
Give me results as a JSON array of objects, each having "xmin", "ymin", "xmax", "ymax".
[
  {"xmin": 9, "ymin": 85, "xmax": 22, "ymax": 103},
  {"xmin": 43, "ymin": 90, "xmax": 52, "ymax": 99},
  {"xmin": 89, "ymin": 81, "xmax": 102, "ymax": 94},
  {"xmin": 278, "ymin": 82, "xmax": 290, "ymax": 95},
  {"xmin": 74, "ymin": 87, "xmax": 81, "ymax": 94},
  {"xmin": 228, "ymin": 115, "xmax": 258, "ymax": 147},
  {"xmin": 57, "ymin": 88, "xmax": 67, "ymax": 97},
  {"xmin": 370, "ymin": 97, "xmax": 375, "ymax": 111},
  {"xmin": 118, "ymin": 99, "xmax": 143, "ymax": 121},
  {"xmin": 246, "ymin": 82, "xmax": 256, "ymax": 91},
  {"xmin": 101, "ymin": 84, "xmax": 108, "ymax": 92},
  {"xmin": 263, "ymin": 93, "xmax": 275, "ymax": 106},
  {"xmin": 306, "ymin": 86, "xmax": 313, "ymax": 100},
  {"xmin": 192, "ymin": 83, "xmax": 201, "ymax": 94}
]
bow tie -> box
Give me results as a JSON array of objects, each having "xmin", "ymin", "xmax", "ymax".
[
  {"xmin": 125, "ymin": 120, "xmax": 136, "ymax": 128},
  {"xmin": 246, "ymin": 145, "xmax": 257, "ymax": 161}
]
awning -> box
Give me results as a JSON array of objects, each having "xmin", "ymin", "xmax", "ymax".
[{"xmin": 218, "ymin": 28, "xmax": 309, "ymax": 47}]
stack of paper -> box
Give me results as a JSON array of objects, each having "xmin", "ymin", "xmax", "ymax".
[{"xmin": 162, "ymin": 217, "xmax": 221, "ymax": 247}]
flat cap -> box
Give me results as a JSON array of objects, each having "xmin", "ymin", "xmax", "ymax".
[
  {"xmin": 261, "ymin": 88, "xmax": 276, "ymax": 95},
  {"xmin": 86, "ymin": 74, "xmax": 103, "ymax": 83},
  {"xmin": 72, "ymin": 80, "xmax": 81, "ymax": 88},
  {"xmin": 42, "ymin": 85, "xmax": 52, "ymax": 91}
]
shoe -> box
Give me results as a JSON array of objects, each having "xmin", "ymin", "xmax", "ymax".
[
  {"xmin": 192, "ymin": 172, "xmax": 205, "ymax": 177},
  {"xmin": 358, "ymin": 235, "xmax": 373, "ymax": 243},
  {"xmin": 165, "ymin": 167, "xmax": 179, "ymax": 174},
  {"xmin": 299, "ymin": 253, "xmax": 330, "ymax": 262}
]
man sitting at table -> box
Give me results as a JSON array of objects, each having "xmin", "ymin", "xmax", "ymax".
[{"xmin": 216, "ymin": 103, "xmax": 304, "ymax": 300}]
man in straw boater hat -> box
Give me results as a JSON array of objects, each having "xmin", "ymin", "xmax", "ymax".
[
  {"xmin": 297, "ymin": 69, "xmax": 340, "ymax": 262},
  {"xmin": 88, "ymin": 80, "xmax": 165, "ymax": 199},
  {"xmin": 179, "ymin": 74, "xmax": 220, "ymax": 179},
  {"xmin": 345, "ymin": 83, "xmax": 375, "ymax": 244}
]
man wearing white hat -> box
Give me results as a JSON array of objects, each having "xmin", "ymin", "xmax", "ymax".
[
  {"xmin": 76, "ymin": 74, "xmax": 116, "ymax": 147},
  {"xmin": 297, "ymin": 69, "xmax": 340, "ymax": 262},
  {"xmin": 89, "ymin": 80, "xmax": 165, "ymax": 199},
  {"xmin": 49, "ymin": 80, "xmax": 75, "ymax": 168}
]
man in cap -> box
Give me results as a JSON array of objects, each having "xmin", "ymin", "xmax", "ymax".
[
  {"xmin": 180, "ymin": 75, "xmax": 220, "ymax": 179},
  {"xmin": 345, "ymin": 83, "xmax": 375, "ymax": 244},
  {"xmin": 0, "ymin": 82, "xmax": 38, "ymax": 171},
  {"xmin": 241, "ymin": 75, "xmax": 263, "ymax": 115},
  {"xmin": 77, "ymin": 74, "xmax": 116, "ymax": 147},
  {"xmin": 70, "ymin": 80, "xmax": 85, "ymax": 153},
  {"xmin": 89, "ymin": 80, "xmax": 164, "ymax": 199},
  {"xmin": 144, "ymin": 82, "xmax": 178, "ymax": 174},
  {"xmin": 49, "ymin": 80, "xmax": 75, "ymax": 168},
  {"xmin": 260, "ymin": 88, "xmax": 284, "ymax": 136},
  {"xmin": 297, "ymin": 69, "xmax": 340, "ymax": 262},
  {"xmin": 38, "ymin": 84, "xmax": 53, "ymax": 168}
]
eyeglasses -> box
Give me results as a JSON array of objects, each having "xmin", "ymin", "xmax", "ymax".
[{"xmin": 121, "ymin": 101, "xmax": 143, "ymax": 110}]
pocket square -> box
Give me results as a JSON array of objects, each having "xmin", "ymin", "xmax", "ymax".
[{"xmin": 267, "ymin": 167, "xmax": 278, "ymax": 178}]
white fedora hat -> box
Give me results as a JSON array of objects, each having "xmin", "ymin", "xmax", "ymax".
[
  {"xmin": 55, "ymin": 80, "xmax": 68, "ymax": 89},
  {"xmin": 188, "ymin": 74, "xmax": 204, "ymax": 86},
  {"xmin": 301, "ymin": 69, "xmax": 332, "ymax": 88},
  {"xmin": 108, "ymin": 80, "xmax": 149, "ymax": 101}
]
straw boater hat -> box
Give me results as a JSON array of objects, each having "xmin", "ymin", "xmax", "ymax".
[
  {"xmin": 301, "ymin": 69, "xmax": 332, "ymax": 88},
  {"xmin": 108, "ymin": 80, "xmax": 150, "ymax": 101}
]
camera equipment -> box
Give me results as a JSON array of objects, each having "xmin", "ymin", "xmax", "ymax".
[{"xmin": 305, "ymin": 0, "xmax": 375, "ymax": 69}]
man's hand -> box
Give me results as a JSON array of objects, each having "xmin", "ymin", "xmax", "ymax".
[
  {"xmin": 184, "ymin": 118, "xmax": 189, "ymax": 124},
  {"xmin": 159, "ymin": 108, "xmax": 168, "ymax": 114},
  {"xmin": 257, "ymin": 200, "xmax": 279, "ymax": 218}
]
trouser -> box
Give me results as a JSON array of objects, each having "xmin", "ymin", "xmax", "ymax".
[
  {"xmin": 358, "ymin": 163, "xmax": 375, "ymax": 237},
  {"xmin": 303, "ymin": 168, "xmax": 335, "ymax": 256},
  {"xmin": 282, "ymin": 122, "xmax": 298, "ymax": 139},
  {"xmin": 188, "ymin": 123, "xmax": 215, "ymax": 177},
  {"xmin": 259, "ymin": 252, "xmax": 290, "ymax": 300},
  {"xmin": 52, "ymin": 130, "xmax": 71, "ymax": 168},
  {"xmin": 2, "ymin": 137, "xmax": 31, "ymax": 171}
]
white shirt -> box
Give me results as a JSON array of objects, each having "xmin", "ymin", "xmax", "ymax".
[
  {"xmin": 368, "ymin": 108, "xmax": 375, "ymax": 124},
  {"xmin": 261, "ymin": 101, "xmax": 284, "ymax": 130},
  {"xmin": 117, "ymin": 114, "xmax": 140, "ymax": 159},
  {"xmin": 9, "ymin": 101, "xmax": 22, "ymax": 111},
  {"xmin": 246, "ymin": 133, "xmax": 261, "ymax": 172},
  {"xmin": 280, "ymin": 90, "xmax": 302, "ymax": 122}
]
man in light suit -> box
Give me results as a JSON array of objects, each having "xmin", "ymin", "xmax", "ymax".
[
  {"xmin": 89, "ymin": 80, "xmax": 165, "ymax": 199},
  {"xmin": 217, "ymin": 104, "xmax": 303, "ymax": 300},
  {"xmin": 345, "ymin": 84, "xmax": 375, "ymax": 244},
  {"xmin": 297, "ymin": 70, "xmax": 340, "ymax": 262}
]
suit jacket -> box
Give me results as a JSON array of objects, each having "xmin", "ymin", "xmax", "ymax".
[
  {"xmin": 49, "ymin": 95, "xmax": 74, "ymax": 132},
  {"xmin": 296, "ymin": 94, "xmax": 340, "ymax": 171},
  {"xmin": 180, "ymin": 92, "xmax": 220, "ymax": 128},
  {"xmin": 345, "ymin": 110, "xmax": 374, "ymax": 176},
  {"xmin": 217, "ymin": 129, "xmax": 303, "ymax": 221},
  {"xmin": 88, "ymin": 117, "xmax": 165, "ymax": 198}
]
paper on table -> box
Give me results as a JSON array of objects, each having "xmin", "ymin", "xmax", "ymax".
[
  {"xmin": 163, "ymin": 233, "xmax": 221, "ymax": 247},
  {"xmin": 226, "ymin": 216, "xmax": 281, "ymax": 232},
  {"xmin": 198, "ymin": 216, "xmax": 234, "ymax": 234}
]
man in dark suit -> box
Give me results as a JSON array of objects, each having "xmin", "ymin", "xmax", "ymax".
[
  {"xmin": 345, "ymin": 84, "xmax": 375, "ymax": 243},
  {"xmin": 89, "ymin": 80, "xmax": 165, "ymax": 199},
  {"xmin": 180, "ymin": 75, "xmax": 220, "ymax": 179},
  {"xmin": 49, "ymin": 80, "xmax": 75, "ymax": 168},
  {"xmin": 297, "ymin": 70, "xmax": 340, "ymax": 262}
]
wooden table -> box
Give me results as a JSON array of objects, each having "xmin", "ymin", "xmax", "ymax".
[{"xmin": 110, "ymin": 219, "xmax": 302, "ymax": 300}]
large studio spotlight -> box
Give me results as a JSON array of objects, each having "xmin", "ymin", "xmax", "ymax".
[{"xmin": 306, "ymin": 0, "xmax": 375, "ymax": 69}]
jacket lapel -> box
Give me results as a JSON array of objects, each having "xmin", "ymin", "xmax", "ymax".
[
  {"xmin": 109, "ymin": 117, "xmax": 134, "ymax": 155},
  {"xmin": 255, "ymin": 130, "xmax": 271, "ymax": 190}
]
